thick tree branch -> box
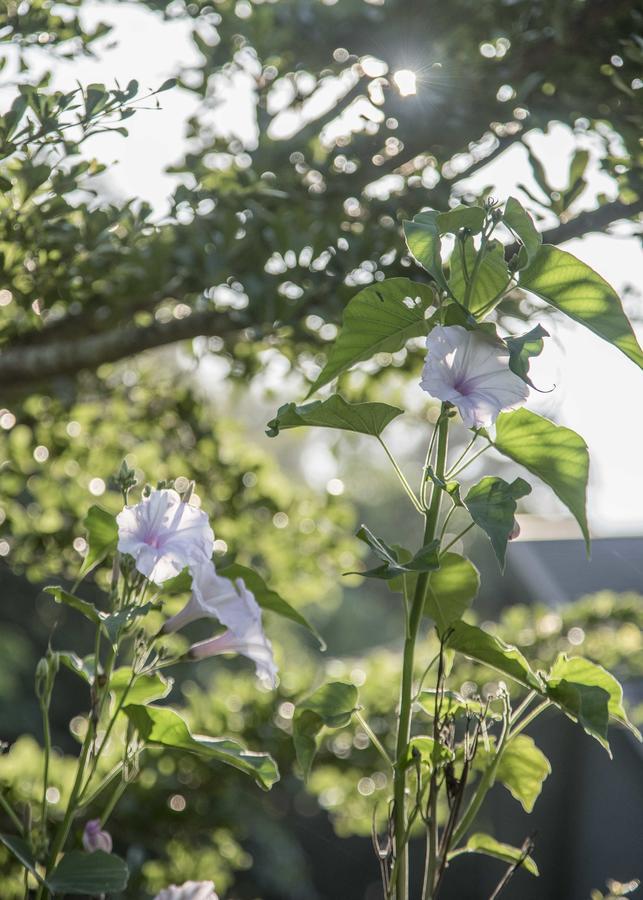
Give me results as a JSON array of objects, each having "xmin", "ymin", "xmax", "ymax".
[
  {"xmin": 0, "ymin": 310, "xmax": 239, "ymax": 390},
  {"xmin": 537, "ymin": 196, "xmax": 643, "ymax": 245},
  {"xmin": 1, "ymin": 198, "xmax": 640, "ymax": 394}
]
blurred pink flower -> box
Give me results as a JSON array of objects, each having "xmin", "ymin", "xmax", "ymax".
[
  {"xmin": 153, "ymin": 882, "xmax": 218, "ymax": 900},
  {"xmin": 163, "ymin": 563, "xmax": 261, "ymax": 637},
  {"xmin": 82, "ymin": 819, "xmax": 112, "ymax": 854},
  {"xmin": 420, "ymin": 325, "xmax": 529, "ymax": 429},
  {"xmin": 117, "ymin": 489, "xmax": 214, "ymax": 584},
  {"xmin": 189, "ymin": 618, "xmax": 278, "ymax": 689}
]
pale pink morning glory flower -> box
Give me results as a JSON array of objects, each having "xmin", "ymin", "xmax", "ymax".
[
  {"xmin": 420, "ymin": 325, "xmax": 529, "ymax": 429},
  {"xmin": 189, "ymin": 618, "xmax": 278, "ymax": 689},
  {"xmin": 162, "ymin": 562, "xmax": 261, "ymax": 637},
  {"xmin": 82, "ymin": 819, "xmax": 112, "ymax": 854},
  {"xmin": 117, "ymin": 489, "xmax": 214, "ymax": 584},
  {"xmin": 153, "ymin": 882, "xmax": 219, "ymax": 900}
]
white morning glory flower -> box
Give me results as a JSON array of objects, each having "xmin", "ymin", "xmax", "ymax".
[
  {"xmin": 189, "ymin": 617, "xmax": 278, "ymax": 689},
  {"xmin": 163, "ymin": 562, "xmax": 262, "ymax": 638},
  {"xmin": 420, "ymin": 324, "xmax": 529, "ymax": 429},
  {"xmin": 153, "ymin": 882, "xmax": 219, "ymax": 900},
  {"xmin": 117, "ymin": 489, "xmax": 214, "ymax": 584}
]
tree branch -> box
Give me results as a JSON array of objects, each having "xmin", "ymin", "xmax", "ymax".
[
  {"xmin": 0, "ymin": 310, "xmax": 240, "ymax": 389},
  {"xmin": 538, "ymin": 197, "xmax": 643, "ymax": 245}
]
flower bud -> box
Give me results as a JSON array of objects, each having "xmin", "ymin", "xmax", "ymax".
[
  {"xmin": 509, "ymin": 519, "xmax": 521, "ymax": 541},
  {"xmin": 82, "ymin": 819, "xmax": 113, "ymax": 854}
]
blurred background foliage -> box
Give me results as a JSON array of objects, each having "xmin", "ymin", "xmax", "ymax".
[{"xmin": 0, "ymin": 0, "xmax": 642, "ymax": 897}]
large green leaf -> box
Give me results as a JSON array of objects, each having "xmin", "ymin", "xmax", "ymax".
[
  {"xmin": 503, "ymin": 196, "xmax": 541, "ymax": 267},
  {"xmin": 78, "ymin": 505, "xmax": 118, "ymax": 579},
  {"xmin": 448, "ymin": 238, "xmax": 509, "ymax": 316},
  {"xmin": 48, "ymin": 851, "xmax": 129, "ymax": 894},
  {"xmin": 485, "ymin": 734, "xmax": 551, "ymax": 813},
  {"xmin": 425, "ymin": 552, "xmax": 480, "ymax": 633},
  {"xmin": 220, "ymin": 562, "xmax": 324, "ymax": 648},
  {"xmin": 266, "ymin": 395, "xmax": 403, "ymax": 438},
  {"xmin": 306, "ymin": 277, "xmax": 435, "ymax": 396},
  {"xmin": 403, "ymin": 211, "xmax": 449, "ymax": 290},
  {"xmin": 354, "ymin": 525, "xmax": 440, "ymax": 580},
  {"xmin": 293, "ymin": 682, "xmax": 359, "ymax": 779},
  {"xmin": 449, "ymin": 833, "xmax": 539, "ymax": 877},
  {"xmin": 446, "ymin": 621, "xmax": 542, "ymax": 690},
  {"xmin": 464, "ymin": 476, "xmax": 531, "ymax": 569},
  {"xmin": 123, "ymin": 704, "xmax": 279, "ymax": 790},
  {"xmin": 494, "ymin": 409, "xmax": 590, "ymax": 548},
  {"xmin": 545, "ymin": 654, "xmax": 641, "ymax": 753},
  {"xmin": 520, "ymin": 244, "xmax": 643, "ymax": 369}
]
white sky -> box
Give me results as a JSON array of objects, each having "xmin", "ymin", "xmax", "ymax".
[{"xmin": 9, "ymin": 1, "xmax": 643, "ymax": 536}]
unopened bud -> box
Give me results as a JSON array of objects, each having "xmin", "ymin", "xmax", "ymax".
[
  {"xmin": 509, "ymin": 519, "xmax": 521, "ymax": 541},
  {"xmin": 82, "ymin": 819, "xmax": 113, "ymax": 854}
]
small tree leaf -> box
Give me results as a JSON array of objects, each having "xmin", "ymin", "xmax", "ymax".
[
  {"xmin": 449, "ymin": 833, "xmax": 539, "ymax": 877},
  {"xmin": 123, "ymin": 704, "xmax": 279, "ymax": 789},
  {"xmin": 267, "ymin": 395, "xmax": 403, "ymax": 438},
  {"xmin": 48, "ymin": 851, "xmax": 129, "ymax": 894},
  {"xmin": 503, "ymin": 197, "xmax": 541, "ymax": 267},
  {"xmin": 293, "ymin": 682, "xmax": 359, "ymax": 779},
  {"xmin": 403, "ymin": 211, "xmax": 449, "ymax": 291},
  {"xmin": 78, "ymin": 505, "xmax": 118, "ymax": 579},
  {"xmin": 494, "ymin": 409, "xmax": 590, "ymax": 549},
  {"xmin": 520, "ymin": 245, "xmax": 643, "ymax": 369},
  {"xmin": 446, "ymin": 621, "xmax": 543, "ymax": 690},
  {"xmin": 464, "ymin": 476, "xmax": 531, "ymax": 569},
  {"xmin": 306, "ymin": 277, "xmax": 435, "ymax": 396}
]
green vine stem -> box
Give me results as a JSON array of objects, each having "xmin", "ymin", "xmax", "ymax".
[{"xmin": 392, "ymin": 409, "xmax": 449, "ymax": 900}]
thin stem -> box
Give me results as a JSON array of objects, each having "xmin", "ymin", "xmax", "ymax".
[
  {"xmin": 438, "ymin": 506, "xmax": 457, "ymax": 544},
  {"xmin": 420, "ymin": 421, "xmax": 440, "ymax": 508},
  {"xmin": 508, "ymin": 700, "xmax": 551, "ymax": 739},
  {"xmin": 445, "ymin": 432, "xmax": 479, "ymax": 479},
  {"xmin": 441, "ymin": 523, "xmax": 475, "ymax": 554},
  {"xmin": 412, "ymin": 652, "xmax": 441, "ymax": 702},
  {"xmin": 100, "ymin": 779, "xmax": 127, "ymax": 827},
  {"xmin": 355, "ymin": 711, "xmax": 394, "ymax": 771},
  {"xmin": 78, "ymin": 764, "xmax": 124, "ymax": 810},
  {"xmin": 392, "ymin": 411, "xmax": 449, "ymax": 900},
  {"xmin": 42, "ymin": 720, "xmax": 94, "ymax": 887},
  {"xmin": 378, "ymin": 438, "xmax": 423, "ymax": 514},
  {"xmin": 448, "ymin": 443, "xmax": 491, "ymax": 480},
  {"xmin": 451, "ymin": 704, "xmax": 511, "ymax": 847},
  {"xmin": 423, "ymin": 641, "xmax": 447, "ymax": 898},
  {"xmin": 80, "ymin": 668, "xmax": 136, "ymax": 800},
  {"xmin": 509, "ymin": 691, "xmax": 536, "ymax": 727},
  {"xmin": 0, "ymin": 791, "xmax": 24, "ymax": 835},
  {"xmin": 40, "ymin": 704, "xmax": 52, "ymax": 830}
]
